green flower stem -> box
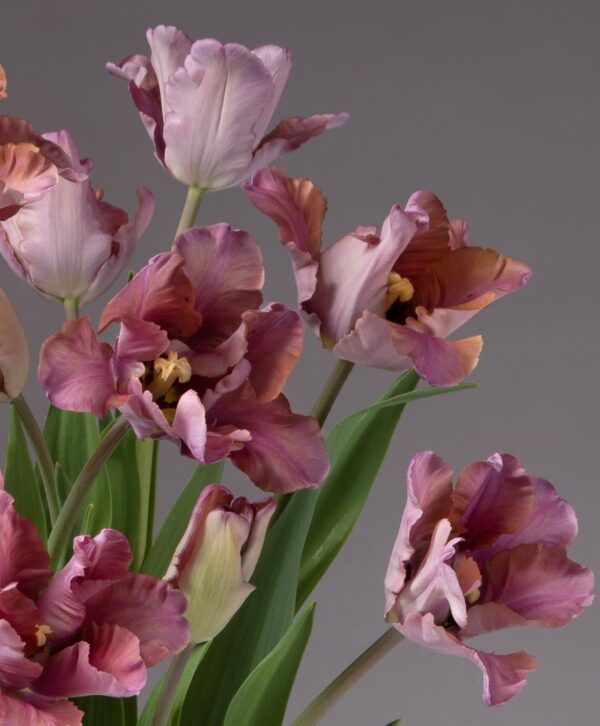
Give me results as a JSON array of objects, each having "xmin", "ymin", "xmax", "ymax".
[
  {"xmin": 63, "ymin": 296, "xmax": 79, "ymax": 320},
  {"xmin": 175, "ymin": 186, "xmax": 205, "ymax": 237},
  {"xmin": 311, "ymin": 358, "xmax": 355, "ymax": 428},
  {"xmin": 152, "ymin": 643, "xmax": 195, "ymax": 726},
  {"xmin": 292, "ymin": 628, "xmax": 404, "ymax": 726},
  {"xmin": 47, "ymin": 416, "xmax": 130, "ymax": 566},
  {"xmin": 12, "ymin": 394, "xmax": 59, "ymax": 525}
]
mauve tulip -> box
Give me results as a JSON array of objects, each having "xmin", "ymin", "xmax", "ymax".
[
  {"xmin": 107, "ymin": 25, "xmax": 348, "ymax": 191},
  {"xmin": 0, "ymin": 287, "xmax": 28, "ymax": 401},
  {"xmin": 0, "ymin": 129, "xmax": 154, "ymax": 306},
  {"xmin": 0, "ymin": 477, "xmax": 189, "ymax": 723},
  {"xmin": 384, "ymin": 451, "xmax": 594, "ymax": 706},
  {"xmin": 245, "ymin": 168, "xmax": 532, "ymax": 386},
  {"xmin": 166, "ymin": 484, "xmax": 276, "ymax": 642},
  {"xmin": 39, "ymin": 224, "xmax": 329, "ymax": 494},
  {"xmin": 0, "ymin": 115, "xmax": 83, "ymax": 223}
]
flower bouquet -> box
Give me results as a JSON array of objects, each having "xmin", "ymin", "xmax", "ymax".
[{"xmin": 0, "ymin": 25, "xmax": 593, "ymax": 726}]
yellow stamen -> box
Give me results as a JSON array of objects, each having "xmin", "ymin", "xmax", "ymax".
[
  {"xmin": 148, "ymin": 351, "xmax": 192, "ymax": 400},
  {"xmin": 34, "ymin": 624, "xmax": 53, "ymax": 648},
  {"xmin": 466, "ymin": 588, "xmax": 481, "ymax": 605},
  {"xmin": 386, "ymin": 272, "xmax": 414, "ymax": 308}
]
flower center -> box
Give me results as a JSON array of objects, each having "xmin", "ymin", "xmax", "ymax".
[
  {"xmin": 147, "ymin": 351, "xmax": 192, "ymax": 401},
  {"xmin": 386, "ymin": 272, "xmax": 414, "ymax": 309},
  {"xmin": 34, "ymin": 623, "xmax": 53, "ymax": 648},
  {"xmin": 465, "ymin": 588, "xmax": 481, "ymax": 605}
]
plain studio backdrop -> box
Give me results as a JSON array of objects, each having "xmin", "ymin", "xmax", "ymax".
[{"xmin": 1, "ymin": 2, "xmax": 598, "ymax": 725}]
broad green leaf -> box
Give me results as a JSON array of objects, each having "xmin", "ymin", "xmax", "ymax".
[
  {"xmin": 141, "ymin": 461, "xmax": 224, "ymax": 578},
  {"xmin": 180, "ymin": 488, "xmax": 318, "ymax": 726},
  {"xmin": 296, "ymin": 371, "xmax": 421, "ymax": 608},
  {"xmin": 4, "ymin": 405, "xmax": 48, "ymax": 539},
  {"xmin": 73, "ymin": 695, "xmax": 126, "ymax": 725},
  {"xmin": 139, "ymin": 643, "xmax": 210, "ymax": 726},
  {"xmin": 43, "ymin": 407, "xmax": 112, "ymax": 535},
  {"xmin": 224, "ymin": 604, "xmax": 315, "ymax": 726}
]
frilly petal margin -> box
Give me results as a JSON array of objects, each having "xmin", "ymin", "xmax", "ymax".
[
  {"xmin": 399, "ymin": 612, "xmax": 538, "ymax": 706},
  {"xmin": 0, "ymin": 691, "xmax": 83, "ymax": 726}
]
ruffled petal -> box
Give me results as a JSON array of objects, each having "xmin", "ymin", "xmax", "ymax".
[
  {"xmin": 174, "ymin": 224, "xmax": 264, "ymax": 349},
  {"xmin": 399, "ymin": 612, "xmax": 538, "ymax": 706},
  {"xmin": 206, "ymin": 382, "xmax": 329, "ymax": 493},
  {"xmin": 0, "ymin": 691, "xmax": 82, "ymax": 726},
  {"xmin": 38, "ymin": 317, "xmax": 126, "ymax": 418},
  {"xmin": 163, "ymin": 39, "xmax": 274, "ymax": 188},
  {"xmin": 0, "ymin": 619, "xmax": 42, "ymax": 690},
  {"xmin": 171, "ymin": 389, "xmax": 208, "ymax": 462}
]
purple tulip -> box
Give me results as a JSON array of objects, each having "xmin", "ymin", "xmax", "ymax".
[
  {"xmin": 0, "ymin": 129, "xmax": 154, "ymax": 306},
  {"xmin": 107, "ymin": 25, "xmax": 348, "ymax": 191},
  {"xmin": 0, "ymin": 477, "xmax": 189, "ymax": 724},
  {"xmin": 245, "ymin": 168, "xmax": 532, "ymax": 386},
  {"xmin": 384, "ymin": 451, "xmax": 594, "ymax": 706},
  {"xmin": 39, "ymin": 224, "xmax": 329, "ymax": 494}
]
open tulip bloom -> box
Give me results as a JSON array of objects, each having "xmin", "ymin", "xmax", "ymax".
[{"xmin": 0, "ymin": 22, "xmax": 593, "ymax": 726}]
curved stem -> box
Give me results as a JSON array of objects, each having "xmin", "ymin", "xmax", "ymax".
[
  {"xmin": 63, "ymin": 296, "xmax": 79, "ymax": 320},
  {"xmin": 292, "ymin": 628, "xmax": 404, "ymax": 726},
  {"xmin": 47, "ymin": 416, "xmax": 130, "ymax": 566},
  {"xmin": 175, "ymin": 186, "xmax": 205, "ymax": 237},
  {"xmin": 310, "ymin": 359, "xmax": 355, "ymax": 428},
  {"xmin": 152, "ymin": 643, "xmax": 194, "ymax": 726},
  {"xmin": 12, "ymin": 395, "xmax": 59, "ymax": 525}
]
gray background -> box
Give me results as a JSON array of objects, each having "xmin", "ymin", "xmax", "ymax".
[{"xmin": 1, "ymin": 1, "xmax": 598, "ymax": 724}]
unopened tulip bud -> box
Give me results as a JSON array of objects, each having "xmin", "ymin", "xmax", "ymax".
[
  {"xmin": 0, "ymin": 287, "xmax": 28, "ymax": 401},
  {"xmin": 165, "ymin": 484, "xmax": 276, "ymax": 643}
]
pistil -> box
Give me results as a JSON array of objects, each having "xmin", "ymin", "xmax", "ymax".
[
  {"xmin": 148, "ymin": 351, "xmax": 192, "ymax": 401},
  {"xmin": 386, "ymin": 272, "xmax": 414, "ymax": 309}
]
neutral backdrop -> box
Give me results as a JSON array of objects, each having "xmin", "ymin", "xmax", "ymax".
[{"xmin": 1, "ymin": 2, "xmax": 598, "ymax": 725}]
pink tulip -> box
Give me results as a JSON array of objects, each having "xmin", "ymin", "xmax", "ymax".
[
  {"xmin": 107, "ymin": 25, "xmax": 348, "ymax": 191},
  {"xmin": 0, "ymin": 115, "xmax": 83, "ymax": 222},
  {"xmin": 0, "ymin": 478, "xmax": 189, "ymax": 723},
  {"xmin": 245, "ymin": 168, "xmax": 532, "ymax": 386},
  {"xmin": 0, "ymin": 129, "xmax": 154, "ymax": 306},
  {"xmin": 385, "ymin": 451, "xmax": 594, "ymax": 706},
  {"xmin": 39, "ymin": 224, "xmax": 329, "ymax": 494},
  {"xmin": 166, "ymin": 485, "xmax": 276, "ymax": 642}
]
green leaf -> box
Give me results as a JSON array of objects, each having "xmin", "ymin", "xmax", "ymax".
[
  {"xmin": 141, "ymin": 461, "xmax": 224, "ymax": 578},
  {"xmin": 73, "ymin": 695, "xmax": 126, "ymax": 725},
  {"xmin": 180, "ymin": 488, "xmax": 318, "ymax": 726},
  {"xmin": 4, "ymin": 405, "xmax": 48, "ymax": 539},
  {"xmin": 296, "ymin": 371, "xmax": 421, "ymax": 608},
  {"xmin": 139, "ymin": 643, "xmax": 210, "ymax": 726},
  {"xmin": 224, "ymin": 604, "xmax": 315, "ymax": 726},
  {"xmin": 43, "ymin": 407, "xmax": 112, "ymax": 535},
  {"xmin": 385, "ymin": 721, "xmax": 401, "ymax": 725}
]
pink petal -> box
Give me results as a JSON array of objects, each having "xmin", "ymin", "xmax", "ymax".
[
  {"xmin": 0, "ymin": 691, "xmax": 82, "ymax": 726},
  {"xmin": 0, "ymin": 142, "xmax": 58, "ymax": 218},
  {"xmin": 335, "ymin": 309, "xmax": 483, "ymax": 385},
  {"xmin": 248, "ymin": 112, "xmax": 349, "ymax": 179},
  {"xmin": 171, "ymin": 389, "xmax": 208, "ymax": 461},
  {"xmin": 400, "ymin": 612, "xmax": 538, "ymax": 706},
  {"xmin": 479, "ymin": 544, "xmax": 595, "ymax": 627},
  {"xmin": 207, "ymin": 382, "xmax": 329, "ymax": 493},
  {"xmin": 146, "ymin": 25, "xmax": 192, "ymax": 112},
  {"xmin": 174, "ymin": 224, "xmax": 264, "ymax": 349},
  {"xmin": 242, "ymin": 303, "xmax": 304, "ymax": 402},
  {"xmin": 33, "ymin": 624, "xmax": 145, "ymax": 697},
  {"xmin": 99, "ymin": 251, "xmax": 202, "ymax": 338},
  {"xmin": 38, "ymin": 317, "xmax": 126, "ymax": 418},
  {"xmin": 385, "ymin": 452, "xmax": 453, "ymax": 614},
  {"xmin": 0, "ymin": 583, "xmax": 40, "ymax": 647},
  {"xmin": 0, "ymin": 287, "xmax": 29, "ymax": 401},
  {"xmin": 313, "ymin": 205, "xmax": 418, "ymax": 343},
  {"xmin": 81, "ymin": 574, "xmax": 189, "ymax": 667},
  {"xmin": 251, "ymin": 46, "xmax": 292, "ymax": 140},
  {"xmin": 450, "ymin": 454, "xmax": 535, "ymax": 550},
  {"xmin": 0, "ymin": 619, "xmax": 42, "ymax": 690},
  {"xmin": 0, "ymin": 488, "xmax": 51, "ymax": 596},
  {"xmin": 113, "ymin": 317, "xmax": 169, "ymax": 382},
  {"xmin": 163, "ymin": 39, "xmax": 274, "ymax": 188}
]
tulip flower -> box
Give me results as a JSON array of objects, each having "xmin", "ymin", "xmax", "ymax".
[
  {"xmin": 0, "ymin": 287, "xmax": 28, "ymax": 401},
  {"xmin": 245, "ymin": 168, "xmax": 532, "ymax": 386},
  {"xmin": 165, "ymin": 484, "xmax": 276, "ymax": 643},
  {"xmin": 107, "ymin": 25, "xmax": 348, "ymax": 192},
  {"xmin": 0, "ymin": 129, "xmax": 154, "ymax": 307},
  {"xmin": 0, "ymin": 115, "xmax": 83, "ymax": 223},
  {"xmin": 39, "ymin": 224, "xmax": 329, "ymax": 493},
  {"xmin": 0, "ymin": 477, "xmax": 189, "ymax": 723},
  {"xmin": 384, "ymin": 451, "xmax": 594, "ymax": 706}
]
